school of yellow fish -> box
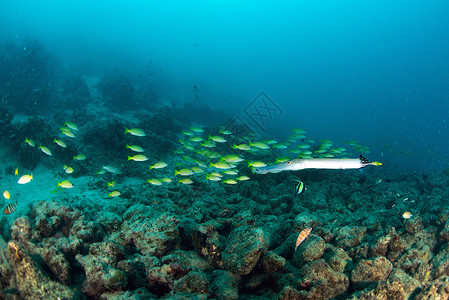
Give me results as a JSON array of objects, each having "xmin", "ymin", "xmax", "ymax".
[{"xmin": 2, "ymin": 122, "xmax": 414, "ymax": 224}]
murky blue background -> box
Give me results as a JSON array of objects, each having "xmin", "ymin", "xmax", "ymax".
[{"xmin": 1, "ymin": 0, "xmax": 448, "ymax": 173}]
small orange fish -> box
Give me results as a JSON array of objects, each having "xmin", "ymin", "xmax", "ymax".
[{"xmin": 295, "ymin": 227, "xmax": 312, "ymax": 251}]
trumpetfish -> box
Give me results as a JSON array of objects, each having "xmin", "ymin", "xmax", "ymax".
[{"xmin": 252, "ymin": 154, "xmax": 381, "ymax": 174}]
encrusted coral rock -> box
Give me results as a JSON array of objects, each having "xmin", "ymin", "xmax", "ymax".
[
  {"xmin": 351, "ymin": 255, "xmax": 393, "ymax": 289},
  {"xmin": 334, "ymin": 226, "xmax": 366, "ymax": 249},
  {"xmin": 8, "ymin": 241, "xmax": 79, "ymax": 299},
  {"xmin": 70, "ymin": 219, "xmax": 105, "ymax": 244},
  {"xmin": 42, "ymin": 247, "xmax": 71, "ymax": 284},
  {"xmin": 76, "ymin": 240, "xmax": 128, "ymax": 298},
  {"xmin": 261, "ymin": 251, "xmax": 286, "ymax": 273},
  {"xmin": 32, "ymin": 201, "xmax": 82, "ymax": 238},
  {"xmin": 349, "ymin": 268, "xmax": 421, "ymax": 299},
  {"xmin": 416, "ymin": 275, "xmax": 449, "ymax": 299},
  {"xmin": 121, "ymin": 213, "xmax": 179, "ymax": 257},
  {"xmin": 325, "ymin": 246, "xmax": 353, "ymax": 273},
  {"xmin": 191, "ymin": 221, "xmax": 225, "ymax": 268},
  {"xmin": 222, "ymin": 225, "xmax": 267, "ymax": 275},
  {"xmin": 405, "ymin": 216, "xmax": 424, "ymax": 234},
  {"xmin": 210, "ymin": 270, "xmax": 241, "ymax": 300},
  {"xmin": 172, "ymin": 270, "xmax": 210, "ymax": 295},
  {"xmin": 10, "ymin": 216, "xmax": 32, "ymax": 243},
  {"xmin": 293, "ymin": 235, "xmax": 325, "ymax": 267},
  {"xmin": 299, "ymin": 259, "xmax": 349, "ymax": 299}
]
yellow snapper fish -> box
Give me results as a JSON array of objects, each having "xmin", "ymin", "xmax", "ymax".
[
  {"xmin": 206, "ymin": 173, "xmax": 222, "ymax": 181},
  {"xmin": 126, "ymin": 144, "xmax": 144, "ymax": 152},
  {"xmin": 125, "ymin": 127, "xmax": 146, "ymax": 137},
  {"xmin": 65, "ymin": 121, "xmax": 79, "ymax": 131},
  {"xmin": 147, "ymin": 178, "xmax": 163, "ymax": 186},
  {"xmin": 220, "ymin": 129, "xmax": 233, "ymax": 135},
  {"xmin": 18, "ymin": 174, "xmax": 33, "ymax": 184},
  {"xmin": 73, "ymin": 154, "xmax": 87, "ymax": 161},
  {"xmin": 223, "ymin": 170, "xmax": 238, "ymax": 175},
  {"xmin": 107, "ymin": 180, "xmax": 116, "ymax": 187},
  {"xmin": 108, "ymin": 191, "xmax": 121, "ymax": 198},
  {"xmin": 190, "ymin": 127, "xmax": 204, "ymax": 133},
  {"xmin": 60, "ymin": 127, "xmax": 76, "ymax": 138},
  {"xmin": 175, "ymin": 168, "xmax": 194, "ymax": 176},
  {"xmin": 54, "ymin": 139, "xmax": 67, "ymax": 148},
  {"xmin": 160, "ymin": 177, "xmax": 173, "ymax": 183},
  {"xmin": 57, "ymin": 180, "xmax": 74, "ymax": 189},
  {"xmin": 150, "ymin": 162, "xmax": 168, "ymax": 170},
  {"xmin": 201, "ymin": 141, "xmax": 216, "ymax": 148},
  {"xmin": 178, "ymin": 178, "xmax": 193, "ymax": 185},
  {"xmin": 63, "ymin": 165, "xmax": 74, "ymax": 174},
  {"xmin": 249, "ymin": 142, "xmax": 270, "ymax": 150},
  {"xmin": 191, "ymin": 167, "xmax": 204, "ymax": 173},
  {"xmin": 210, "ymin": 161, "xmax": 232, "ymax": 170},
  {"xmin": 208, "ymin": 135, "xmax": 226, "ymax": 143},
  {"xmin": 248, "ymin": 161, "xmax": 267, "ymax": 168},
  {"xmin": 223, "ymin": 179, "xmax": 238, "ymax": 185},
  {"xmin": 39, "ymin": 145, "xmax": 52, "ymax": 156},
  {"xmin": 236, "ymin": 175, "xmax": 250, "ymax": 181},
  {"xmin": 24, "ymin": 138, "xmax": 35, "ymax": 147},
  {"xmin": 128, "ymin": 154, "xmax": 148, "ymax": 162},
  {"xmin": 222, "ymin": 155, "xmax": 244, "ymax": 163},
  {"xmin": 190, "ymin": 136, "xmax": 204, "ymax": 143},
  {"xmin": 232, "ymin": 144, "xmax": 251, "ymax": 151}
]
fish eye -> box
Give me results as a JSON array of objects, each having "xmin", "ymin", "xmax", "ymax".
[{"xmin": 287, "ymin": 161, "xmax": 292, "ymax": 165}]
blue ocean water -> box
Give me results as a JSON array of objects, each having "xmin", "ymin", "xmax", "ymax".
[
  {"xmin": 1, "ymin": 0, "xmax": 448, "ymax": 174},
  {"xmin": 1, "ymin": 2, "xmax": 449, "ymax": 299}
]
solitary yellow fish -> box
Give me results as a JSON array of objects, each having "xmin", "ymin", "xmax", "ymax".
[{"xmin": 108, "ymin": 191, "xmax": 121, "ymax": 197}]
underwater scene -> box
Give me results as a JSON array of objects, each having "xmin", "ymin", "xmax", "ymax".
[{"xmin": 1, "ymin": 1, "xmax": 449, "ymax": 299}]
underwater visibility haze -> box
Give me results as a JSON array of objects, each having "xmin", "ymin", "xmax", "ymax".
[{"xmin": 0, "ymin": 1, "xmax": 449, "ymax": 299}]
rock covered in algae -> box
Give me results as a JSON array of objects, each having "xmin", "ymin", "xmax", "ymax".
[
  {"xmin": 210, "ymin": 270, "xmax": 241, "ymax": 300},
  {"xmin": 334, "ymin": 225, "xmax": 367, "ymax": 249},
  {"xmin": 222, "ymin": 225, "xmax": 267, "ymax": 275},
  {"xmin": 351, "ymin": 255, "xmax": 393, "ymax": 289},
  {"xmin": 324, "ymin": 245, "xmax": 353, "ymax": 273},
  {"xmin": 293, "ymin": 234, "xmax": 325, "ymax": 267},
  {"xmin": 288, "ymin": 259, "xmax": 349, "ymax": 299},
  {"xmin": 8, "ymin": 241, "xmax": 80, "ymax": 299},
  {"xmin": 121, "ymin": 212, "xmax": 179, "ymax": 257},
  {"xmin": 348, "ymin": 268, "xmax": 421, "ymax": 299},
  {"xmin": 76, "ymin": 240, "xmax": 128, "ymax": 298},
  {"xmin": 261, "ymin": 250, "xmax": 286, "ymax": 273}
]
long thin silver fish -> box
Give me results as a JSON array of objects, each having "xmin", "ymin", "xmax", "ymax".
[{"xmin": 253, "ymin": 155, "xmax": 381, "ymax": 174}]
